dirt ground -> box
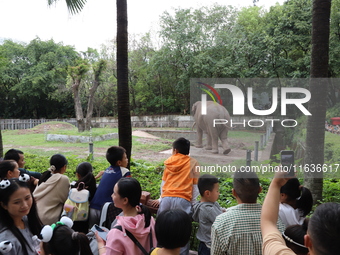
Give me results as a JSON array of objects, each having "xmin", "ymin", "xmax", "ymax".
[{"xmin": 5, "ymin": 123, "xmax": 264, "ymax": 165}]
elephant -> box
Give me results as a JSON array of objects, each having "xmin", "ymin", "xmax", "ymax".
[{"xmin": 192, "ymin": 101, "xmax": 231, "ymax": 155}]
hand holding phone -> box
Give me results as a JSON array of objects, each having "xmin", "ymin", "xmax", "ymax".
[
  {"xmin": 280, "ymin": 150, "xmax": 295, "ymax": 176},
  {"xmin": 91, "ymin": 224, "xmax": 109, "ymax": 241}
]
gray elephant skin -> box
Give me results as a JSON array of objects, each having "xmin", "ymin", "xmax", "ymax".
[{"xmin": 192, "ymin": 101, "xmax": 231, "ymax": 155}]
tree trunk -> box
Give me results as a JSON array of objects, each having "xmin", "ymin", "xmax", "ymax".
[
  {"xmin": 0, "ymin": 126, "xmax": 3, "ymax": 159},
  {"xmin": 72, "ymin": 78, "xmax": 86, "ymax": 132},
  {"xmin": 117, "ymin": 0, "xmax": 132, "ymax": 165},
  {"xmin": 85, "ymin": 60, "xmax": 107, "ymax": 131},
  {"xmin": 304, "ymin": 0, "xmax": 331, "ymax": 204}
]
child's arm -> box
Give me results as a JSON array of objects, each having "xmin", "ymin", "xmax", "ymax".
[{"xmin": 191, "ymin": 184, "xmax": 199, "ymax": 205}]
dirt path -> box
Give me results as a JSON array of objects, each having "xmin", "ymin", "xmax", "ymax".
[{"xmin": 5, "ymin": 124, "xmax": 265, "ymax": 165}]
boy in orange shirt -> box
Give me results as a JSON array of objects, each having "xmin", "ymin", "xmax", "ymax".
[{"xmin": 157, "ymin": 137, "xmax": 200, "ymax": 255}]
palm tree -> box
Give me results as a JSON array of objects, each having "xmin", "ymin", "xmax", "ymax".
[
  {"xmin": 116, "ymin": 0, "xmax": 132, "ymax": 164},
  {"xmin": 48, "ymin": 0, "xmax": 132, "ymax": 163},
  {"xmin": 304, "ymin": 0, "xmax": 331, "ymax": 204}
]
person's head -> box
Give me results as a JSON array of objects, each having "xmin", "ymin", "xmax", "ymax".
[
  {"xmin": 0, "ymin": 160, "xmax": 20, "ymax": 180},
  {"xmin": 49, "ymin": 154, "xmax": 68, "ymax": 173},
  {"xmin": 0, "ymin": 178, "xmax": 42, "ymax": 255},
  {"xmin": 42, "ymin": 224, "xmax": 93, "ymax": 255},
  {"xmin": 198, "ymin": 174, "xmax": 220, "ymax": 202},
  {"xmin": 39, "ymin": 154, "xmax": 68, "ymax": 185},
  {"xmin": 106, "ymin": 146, "xmax": 128, "ymax": 167},
  {"xmin": 112, "ymin": 177, "xmax": 151, "ymax": 228},
  {"xmin": 280, "ymin": 178, "xmax": 313, "ymax": 217},
  {"xmin": 232, "ymin": 170, "xmax": 261, "ymax": 203},
  {"xmin": 155, "ymin": 209, "xmax": 192, "ymax": 250},
  {"xmin": 4, "ymin": 149, "xmax": 25, "ymax": 168},
  {"xmin": 172, "ymin": 137, "xmax": 190, "ymax": 155},
  {"xmin": 305, "ymin": 203, "xmax": 340, "ymax": 255},
  {"xmin": 75, "ymin": 162, "xmax": 93, "ymax": 179},
  {"xmin": 283, "ymin": 219, "xmax": 309, "ymax": 255}
]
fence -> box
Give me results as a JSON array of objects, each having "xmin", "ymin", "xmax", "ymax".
[
  {"xmin": 0, "ymin": 116, "xmax": 280, "ymax": 131},
  {"xmin": 0, "ymin": 119, "xmax": 78, "ymax": 130}
]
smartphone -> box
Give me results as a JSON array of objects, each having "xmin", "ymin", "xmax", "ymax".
[
  {"xmin": 91, "ymin": 224, "xmax": 109, "ymax": 241},
  {"xmin": 280, "ymin": 150, "xmax": 294, "ymax": 176}
]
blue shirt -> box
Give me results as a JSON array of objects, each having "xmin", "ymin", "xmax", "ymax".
[{"xmin": 90, "ymin": 166, "xmax": 131, "ymax": 210}]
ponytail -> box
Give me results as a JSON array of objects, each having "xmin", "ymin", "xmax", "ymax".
[
  {"xmin": 139, "ymin": 204, "xmax": 152, "ymax": 228},
  {"xmin": 296, "ymin": 186, "xmax": 313, "ymax": 217}
]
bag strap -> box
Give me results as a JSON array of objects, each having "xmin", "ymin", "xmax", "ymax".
[
  {"xmin": 114, "ymin": 225, "xmax": 151, "ymax": 255},
  {"xmin": 99, "ymin": 202, "xmax": 112, "ymax": 227}
]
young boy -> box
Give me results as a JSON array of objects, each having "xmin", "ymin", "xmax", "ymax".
[
  {"xmin": 192, "ymin": 174, "xmax": 224, "ymax": 255},
  {"xmin": 89, "ymin": 146, "xmax": 131, "ymax": 227},
  {"xmin": 211, "ymin": 171, "xmax": 284, "ymax": 255},
  {"xmin": 157, "ymin": 137, "xmax": 200, "ymax": 255}
]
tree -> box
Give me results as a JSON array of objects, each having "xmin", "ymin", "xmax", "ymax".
[
  {"xmin": 116, "ymin": 0, "xmax": 132, "ymax": 164},
  {"xmin": 47, "ymin": 0, "xmax": 132, "ymax": 162},
  {"xmin": 304, "ymin": 0, "xmax": 331, "ymax": 203}
]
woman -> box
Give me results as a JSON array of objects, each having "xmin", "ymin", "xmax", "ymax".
[
  {"xmin": 96, "ymin": 177, "xmax": 156, "ymax": 255},
  {"xmin": 0, "ymin": 178, "xmax": 43, "ymax": 255},
  {"xmin": 33, "ymin": 154, "xmax": 70, "ymax": 225}
]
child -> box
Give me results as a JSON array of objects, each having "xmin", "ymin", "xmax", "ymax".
[
  {"xmin": 0, "ymin": 178, "xmax": 43, "ymax": 255},
  {"xmin": 89, "ymin": 146, "xmax": 131, "ymax": 228},
  {"xmin": 282, "ymin": 219, "xmax": 309, "ymax": 255},
  {"xmin": 192, "ymin": 174, "xmax": 224, "ymax": 255},
  {"xmin": 33, "ymin": 154, "xmax": 70, "ymax": 225},
  {"xmin": 279, "ymin": 178, "xmax": 313, "ymax": 228},
  {"xmin": 151, "ymin": 209, "xmax": 192, "ymax": 255},
  {"xmin": 96, "ymin": 177, "xmax": 156, "ymax": 255},
  {"xmin": 40, "ymin": 219, "xmax": 93, "ymax": 255},
  {"xmin": 72, "ymin": 162, "xmax": 97, "ymax": 233},
  {"xmin": 157, "ymin": 137, "xmax": 199, "ymax": 255}
]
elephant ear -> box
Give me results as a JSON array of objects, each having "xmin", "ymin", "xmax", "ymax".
[{"xmin": 192, "ymin": 101, "xmax": 199, "ymax": 115}]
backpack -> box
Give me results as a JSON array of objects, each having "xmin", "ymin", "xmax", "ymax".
[{"xmin": 63, "ymin": 182, "xmax": 90, "ymax": 221}]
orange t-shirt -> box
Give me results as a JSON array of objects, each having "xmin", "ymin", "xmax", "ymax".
[{"xmin": 161, "ymin": 153, "xmax": 199, "ymax": 202}]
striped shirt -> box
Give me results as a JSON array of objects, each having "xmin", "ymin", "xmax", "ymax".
[{"xmin": 211, "ymin": 203, "xmax": 284, "ymax": 255}]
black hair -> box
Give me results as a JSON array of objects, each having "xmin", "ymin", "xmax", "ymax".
[
  {"xmin": 155, "ymin": 209, "xmax": 192, "ymax": 249},
  {"xmin": 0, "ymin": 160, "xmax": 17, "ymax": 179},
  {"xmin": 106, "ymin": 146, "xmax": 126, "ymax": 166},
  {"xmin": 233, "ymin": 171, "xmax": 260, "ymax": 203},
  {"xmin": 43, "ymin": 225, "xmax": 93, "ymax": 255},
  {"xmin": 173, "ymin": 137, "xmax": 190, "ymax": 155},
  {"xmin": 198, "ymin": 174, "xmax": 219, "ymax": 196},
  {"xmin": 0, "ymin": 178, "xmax": 43, "ymax": 255},
  {"xmin": 283, "ymin": 219, "xmax": 309, "ymax": 255},
  {"xmin": 280, "ymin": 178, "xmax": 313, "ymax": 217},
  {"xmin": 73, "ymin": 162, "xmax": 97, "ymax": 201},
  {"xmin": 308, "ymin": 203, "xmax": 340, "ymax": 255},
  {"xmin": 39, "ymin": 154, "xmax": 68, "ymax": 185},
  {"xmin": 116, "ymin": 177, "xmax": 152, "ymax": 228},
  {"xmin": 4, "ymin": 149, "xmax": 22, "ymax": 163}
]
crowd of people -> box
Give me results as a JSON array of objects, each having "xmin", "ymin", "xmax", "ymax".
[
  {"xmin": 325, "ymin": 121, "xmax": 340, "ymax": 134},
  {"xmin": 0, "ymin": 138, "xmax": 339, "ymax": 255}
]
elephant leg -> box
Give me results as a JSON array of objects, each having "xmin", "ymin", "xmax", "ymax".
[
  {"xmin": 206, "ymin": 131, "xmax": 212, "ymax": 150},
  {"xmin": 206, "ymin": 125, "xmax": 218, "ymax": 154},
  {"xmin": 196, "ymin": 127, "xmax": 203, "ymax": 148},
  {"xmin": 220, "ymin": 128, "xmax": 231, "ymax": 155}
]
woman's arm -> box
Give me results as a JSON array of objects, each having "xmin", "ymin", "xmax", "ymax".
[{"xmin": 261, "ymin": 171, "xmax": 290, "ymax": 237}]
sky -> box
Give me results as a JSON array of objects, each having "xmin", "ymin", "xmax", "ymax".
[{"xmin": 0, "ymin": 0, "xmax": 285, "ymax": 52}]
